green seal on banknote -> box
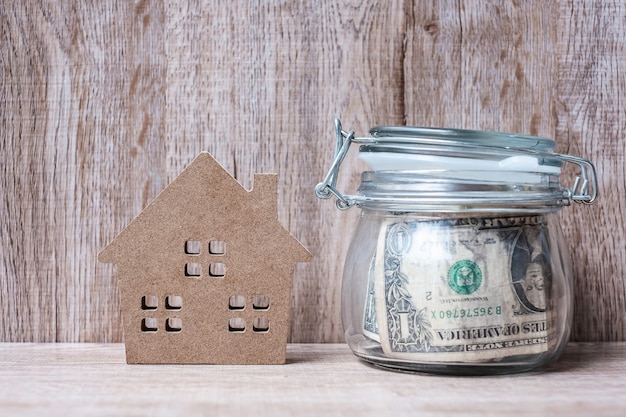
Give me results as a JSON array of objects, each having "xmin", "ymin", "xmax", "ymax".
[{"xmin": 448, "ymin": 260, "xmax": 482, "ymax": 295}]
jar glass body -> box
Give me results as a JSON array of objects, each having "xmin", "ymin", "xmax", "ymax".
[{"xmin": 341, "ymin": 208, "xmax": 573, "ymax": 375}]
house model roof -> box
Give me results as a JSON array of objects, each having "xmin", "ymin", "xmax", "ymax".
[{"xmin": 99, "ymin": 152, "xmax": 311, "ymax": 364}]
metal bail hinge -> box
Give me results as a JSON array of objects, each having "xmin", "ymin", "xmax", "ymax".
[
  {"xmin": 557, "ymin": 154, "xmax": 598, "ymax": 205},
  {"xmin": 314, "ymin": 119, "xmax": 358, "ymax": 210}
]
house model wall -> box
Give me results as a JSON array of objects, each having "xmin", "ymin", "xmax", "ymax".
[{"xmin": 98, "ymin": 152, "xmax": 311, "ymax": 364}]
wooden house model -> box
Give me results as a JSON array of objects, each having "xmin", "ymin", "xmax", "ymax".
[{"xmin": 98, "ymin": 152, "xmax": 311, "ymax": 364}]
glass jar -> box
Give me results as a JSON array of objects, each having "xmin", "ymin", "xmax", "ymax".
[{"xmin": 315, "ymin": 119, "xmax": 598, "ymax": 375}]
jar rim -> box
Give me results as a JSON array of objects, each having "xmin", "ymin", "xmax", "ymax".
[{"xmin": 354, "ymin": 170, "xmax": 568, "ymax": 213}]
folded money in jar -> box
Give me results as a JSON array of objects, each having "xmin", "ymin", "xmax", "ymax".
[{"xmin": 315, "ymin": 119, "xmax": 598, "ymax": 375}]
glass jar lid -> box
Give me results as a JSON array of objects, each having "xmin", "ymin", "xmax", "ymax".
[
  {"xmin": 361, "ymin": 125, "xmax": 562, "ymax": 176},
  {"xmin": 370, "ymin": 125, "xmax": 556, "ymax": 151},
  {"xmin": 315, "ymin": 119, "xmax": 598, "ymax": 212}
]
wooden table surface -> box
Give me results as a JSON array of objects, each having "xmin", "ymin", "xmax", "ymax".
[{"xmin": 0, "ymin": 343, "xmax": 624, "ymax": 417}]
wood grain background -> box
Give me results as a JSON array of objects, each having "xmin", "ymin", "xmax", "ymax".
[{"xmin": 1, "ymin": 0, "xmax": 624, "ymax": 343}]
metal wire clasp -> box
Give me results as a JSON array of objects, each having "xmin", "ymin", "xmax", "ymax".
[
  {"xmin": 557, "ymin": 153, "xmax": 598, "ymax": 205},
  {"xmin": 314, "ymin": 119, "xmax": 358, "ymax": 210}
]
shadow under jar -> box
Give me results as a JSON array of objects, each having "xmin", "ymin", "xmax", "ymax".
[{"xmin": 315, "ymin": 119, "xmax": 598, "ymax": 375}]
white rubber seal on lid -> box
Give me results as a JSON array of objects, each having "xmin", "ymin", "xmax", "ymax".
[{"xmin": 359, "ymin": 152, "xmax": 562, "ymax": 181}]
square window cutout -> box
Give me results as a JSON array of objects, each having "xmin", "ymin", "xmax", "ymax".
[
  {"xmin": 141, "ymin": 318, "xmax": 158, "ymax": 332},
  {"xmin": 166, "ymin": 318, "xmax": 182, "ymax": 332},
  {"xmin": 209, "ymin": 240, "xmax": 226, "ymax": 255},
  {"xmin": 185, "ymin": 263, "xmax": 202, "ymax": 277},
  {"xmin": 229, "ymin": 295, "xmax": 245, "ymax": 310},
  {"xmin": 142, "ymin": 295, "xmax": 158, "ymax": 310},
  {"xmin": 228, "ymin": 318, "xmax": 246, "ymax": 332},
  {"xmin": 166, "ymin": 295, "xmax": 182, "ymax": 310},
  {"xmin": 185, "ymin": 240, "xmax": 202, "ymax": 255},
  {"xmin": 252, "ymin": 295, "xmax": 270, "ymax": 310},
  {"xmin": 253, "ymin": 317, "xmax": 269, "ymax": 332},
  {"xmin": 209, "ymin": 262, "xmax": 226, "ymax": 277}
]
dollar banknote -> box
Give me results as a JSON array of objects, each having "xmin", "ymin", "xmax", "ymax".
[{"xmin": 365, "ymin": 216, "xmax": 556, "ymax": 362}]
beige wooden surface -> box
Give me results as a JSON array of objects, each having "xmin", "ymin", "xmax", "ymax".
[
  {"xmin": 0, "ymin": 1, "xmax": 624, "ymax": 343},
  {"xmin": 0, "ymin": 343, "xmax": 624, "ymax": 417}
]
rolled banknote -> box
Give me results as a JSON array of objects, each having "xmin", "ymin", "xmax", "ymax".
[{"xmin": 364, "ymin": 216, "xmax": 555, "ymax": 362}]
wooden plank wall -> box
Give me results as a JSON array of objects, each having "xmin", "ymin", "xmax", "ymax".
[{"xmin": 1, "ymin": 0, "xmax": 624, "ymax": 343}]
